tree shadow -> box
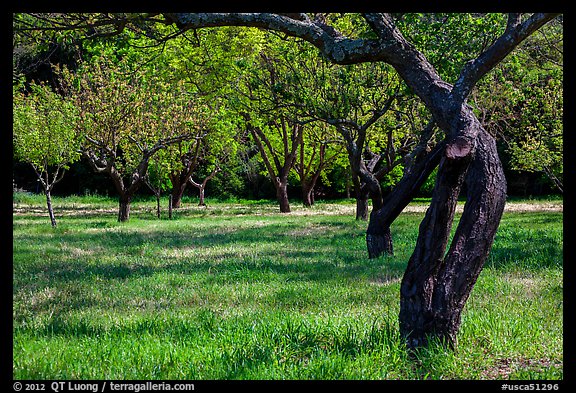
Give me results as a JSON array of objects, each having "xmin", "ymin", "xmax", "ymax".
[{"xmin": 13, "ymin": 217, "xmax": 409, "ymax": 289}]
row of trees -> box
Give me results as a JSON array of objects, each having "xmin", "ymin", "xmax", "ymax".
[
  {"xmin": 13, "ymin": 13, "xmax": 562, "ymax": 350},
  {"xmin": 13, "ymin": 17, "xmax": 562, "ymax": 225},
  {"xmin": 12, "ymin": 24, "xmax": 429, "ymax": 223}
]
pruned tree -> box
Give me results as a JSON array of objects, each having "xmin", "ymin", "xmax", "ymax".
[{"xmin": 59, "ymin": 57, "xmax": 197, "ymax": 221}]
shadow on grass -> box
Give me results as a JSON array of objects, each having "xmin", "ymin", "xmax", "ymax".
[
  {"xmin": 13, "ymin": 216, "xmax": 409, "ymax": 289},
  {"xmin": 13, "ymin": 211, "xmax": 562, "ymax": 291}
]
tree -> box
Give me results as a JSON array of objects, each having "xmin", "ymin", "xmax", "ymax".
[
  {"xmin": 296, "ymin": 57, "xmax": 411, "ymax": 221},
  {"xmin": 235, "ymin": 47, "xmax": 308, "ymax": 213},
  {"xmin": 13, "ymin": 80, "xmax": 81, "ymax": 227},
  {"xmin": 166, "ymin": 12, "xmax": 562, "ymax": 350},
  {"xmin": 144, "ymin": 147, "xmax": 173, "ymax": 219},
  {"xmin": 16, "ymin": 12, "xmax": 561, "ymax": 349},
  {"xmin": 294, "ymin": 122, "xmax": 343, "ymax": 207},
  {"xmin": 275, "ymin": 33, "xmax": 415, "ymax": 216},
  {"xmin": 158, "ymin": 25, "xmax": 261, "ymax": 208},
  {"xmin": 60, "ymin": 56, "xmax": 196, "ymax": 222}
]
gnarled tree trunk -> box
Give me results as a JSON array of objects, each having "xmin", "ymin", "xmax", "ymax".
[
  {"xmin": 302, "ymin": 180, "xmax": 315, "ymax": 208},
  {"xmin": 170, "ymin": 177, "xmax": 187, "ymax": 209},
  {"xmin": 399, "ymin": 126, "xmax": 506, "ymax": 349}
]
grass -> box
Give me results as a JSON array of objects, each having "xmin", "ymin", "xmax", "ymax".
[{"xmin": 12, "ymin": 192, "xmax": 563, "ymax": 380}]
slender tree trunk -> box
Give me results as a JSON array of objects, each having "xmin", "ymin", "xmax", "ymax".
[
  {"xmin": 345, "ymin": 174, "xmax": 351, "ymax": 199},
  {"xmin": 399, "ymin": 128, "xmax": 506, "ymax": 350},
  {"xmin": 45, "ymin": 189, "xmax": 57, "ymax": 228},
  {"xmin": 168, "ymin": 195, "xmax": 173, "ymax": 219},
  {"xmin": 118, "ymin": 193, "xmax": 132, "ymax": 222},
  {"xmin": 276, "ymin": 179, "xmax": 291, "ymax": 213},
  {"xmin": 198, "ymin": 186, "xmax": 206, "ymax": 206},
  {"xmin": 351, "ymin": 172, "xmax": 368, "ymax": 220},
  {"xmin": 156, "ymin": 194, "xmax": 161, "ymax": 219},
  {"xmin": 190, "ymin": 169, "xmax": 219, "ymax": 207},
  {"xmin": 356, "ymin": 192, "xmax": 369, "ymax": 221}
]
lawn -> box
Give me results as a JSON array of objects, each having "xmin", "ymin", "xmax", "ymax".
[{"xmin": 12, "ymin": 193, "xmax": 563, "ymax": 380}]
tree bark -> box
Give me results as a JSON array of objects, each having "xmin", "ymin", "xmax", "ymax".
[
  {"xmin": 45, "ymin": 189, "xmax": 57, "ymax": 228},
  {"xmin": 118, "ymin": 193, "xmax": 132, "ymax": 222},
  {"xmin": 198, "ymin": 186, "xmax": 206, "ymax": 206},
  {"xmin": 302, "ymin": 181, "xmax": 315, "ymax": 207},
  {"xmin": 170, "ymin": 177, "xmax": 187, "ymax": 209},
  {"xmin": 366, "ymin": 223, "xmax": 392, "ymax": 258},
  {"xmin": 276, "ymin": 179, "xmax": 291, "ymax": 213},
  {"xmin": 355, "ymin": 191, "xmax": 369, "ymax": 221},
  {"xmin": 399, "ymin": 127, "xmax": 506, "ymax": 349},
  {"xmin": 156, "ymin": 194, "xmax": 161, "ymax": 218}
]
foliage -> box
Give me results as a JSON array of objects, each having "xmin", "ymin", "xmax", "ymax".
[
  {"xmin": 12, "ymin": 13, "xmax": 563, "ymax": 199},
  {"xmin": 396, "ymin": 13, "xmax": 507, "ymax": 84},
  {"xmin": 472, "ymin": 19, "xmax": 563, "ymax": 192},
  {"xmin": 13, "ymin": 80, "xmax": 82, "ymax": 186}
]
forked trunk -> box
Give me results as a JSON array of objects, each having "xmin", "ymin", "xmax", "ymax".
[
  {"xmin": 399, "ymin": 128, "xmax": 506, "ymax": 349},
  {"xmin": 170, "ymin": 178, "xmax": 187, "ymax": 209},
  {"xmin": 302, "ymin": 182, "xmax": 314, "ymax": 208},
  {"xmin": 198, "ymin": 187, "xmax": 206, "ymax": 206}
]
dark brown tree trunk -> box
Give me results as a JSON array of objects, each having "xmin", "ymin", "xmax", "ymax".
[
  {"xmin": 118, "ymin": 194, "xmax": 131, "ymax": 222},
  {"xmin": 355, "ymin": 193, "xmax": 369, "ymax": 221},
  {"xmin": 366, "ymin": 222, "xmax": 392, "ymax": 257},
  {"xmin": 45, "ymin": 189, "xmax": 57, "ymax": 228},
  {"xmin": 170, "ymin": 177, "xmax": 187, "ymax": 209},
  {"xmin": 156, "ymin": 194, "xmax": 161, "ymax": 219},
  {"xmin": 399, "ymin": 128, "xmax": 506, "ymax": 349},
  {"xmin": 366, "ymin": 139, "xmax": 446, "ymax": 258},
  {"xmin": 276, "ymin": 179, "xmax": 291, "ymax": 213},
  {"xmin": 302, "ymin": 181, "xmax": 314, "ymax": 208}
]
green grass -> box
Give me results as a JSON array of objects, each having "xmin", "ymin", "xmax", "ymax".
[{"xmin": 12, "ymin": 193, "xmax": 563, "ymax": 380}]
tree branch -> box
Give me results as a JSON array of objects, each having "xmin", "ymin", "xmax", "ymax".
[{"xmin": 451, "ymin": 13, "xmax": 561, "ymax": 103}]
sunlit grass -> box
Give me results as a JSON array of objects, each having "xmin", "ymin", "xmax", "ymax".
[{"xmin": 12, "ymin": 193, "xmax": 562, "ymax": 380}]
